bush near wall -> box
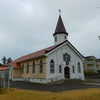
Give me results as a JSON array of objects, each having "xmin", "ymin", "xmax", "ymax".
[
  {"xmin": 84, "ymin": 70, "xmax": 100, "ymax": 79},
  {"xmin": 97, "ymin": 70, "xmax": 100, "ymax": 75},
  {"xmin": 85, "ymin": 70, "xmax": 97, "ymax": 76}
]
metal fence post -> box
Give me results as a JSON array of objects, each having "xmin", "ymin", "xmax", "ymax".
[
  {"xmin": 0, "ymin": 75, "xmax": 1, "ymax": 88},
  {"xmin": 8, "ymin": 67, "xmax": 10, "ymax": 91}
]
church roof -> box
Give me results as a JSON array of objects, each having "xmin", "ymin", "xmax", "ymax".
[
  {"xmin": 84, "ymin": 56, "xmax": 97, "ymax": 59},
  {"xmin": 10, "ymin": 46, "xmax": 54, "ymax": 66},
  {"xmin": 53, "ymin": 15, "xmax": 68, "ymax": 36},
  {"xmin": 10, "ymin": 40, "xmax": 84, "ymax": 68},
  {"xmin": 0, "ymin": 67, "xmax": 8, "ymax": 71}
]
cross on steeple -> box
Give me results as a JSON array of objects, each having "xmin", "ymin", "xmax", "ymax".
[{"xmin": 58, "ymin": 9, "xmax": 61, "ymax": 15}]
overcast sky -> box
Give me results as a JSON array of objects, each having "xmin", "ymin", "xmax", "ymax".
[{"xmin": 0, "ymin": 0, "xmax": 100, "ymax": 62}]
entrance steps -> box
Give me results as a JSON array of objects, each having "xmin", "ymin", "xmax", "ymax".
[{"xmin": 63, "ymin": 79, "xmax": 84, "ymax": 84}]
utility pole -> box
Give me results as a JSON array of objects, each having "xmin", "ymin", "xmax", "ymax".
[{"xmin": 7, "ymin": 67, "xmax": 10, "ymax": 91}]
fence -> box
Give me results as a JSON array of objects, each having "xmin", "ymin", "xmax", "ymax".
[{"xmin": 0, "ymin": 75, "xmax": 6, "ymax": 89}]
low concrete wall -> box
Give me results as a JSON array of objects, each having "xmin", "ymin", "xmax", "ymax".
[
  {"xmin": 11, "ymin": 77, "xmax": 64, "ymax": 83},
  {"xmin": 85, "ymin": 79, "xmax": 100, "ymax": 83},
  {"xmin": 85, "ymin": 75, "xmax": 100, "ymax": 79}
]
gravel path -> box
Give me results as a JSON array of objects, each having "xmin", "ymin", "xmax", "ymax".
[{"xmin": 5, "ymin": 81, "xmax": 100, "ymax": 92}]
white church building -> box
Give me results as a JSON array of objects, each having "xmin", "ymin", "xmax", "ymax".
[{"xmin": 9, "ymin": 13, "xmax": 85, "ymax": 83}]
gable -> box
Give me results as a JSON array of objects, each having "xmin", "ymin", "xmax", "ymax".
[{"xmin": 45, "ymin": 40, "xmax": 84, "ymax": 60}]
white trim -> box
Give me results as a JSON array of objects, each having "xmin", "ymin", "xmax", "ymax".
[{"xmin": 68, "ymin": 43, "xmax": 84, "ymax": 60}]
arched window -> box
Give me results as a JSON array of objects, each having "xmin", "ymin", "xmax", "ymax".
[
  {"xmin": 26, "ymin": 63, "xmax": 29, "ymax": 74},
  {"xmin": 50, "ymin": 59, "xmax": 55, "ymax": 73},
  {"xmin": 40, "ymin": 60, "xmax": 43, "ymax": 73},
  {"xmin": 77, "ymin": 62, "xmax": 81, "ymax": 73},
  {"xmin": 32, "ymin": 62, "xmax": 35, "ymax": 74},
  {"xmin": 21, "ymin": 64, "xmax": 24, "ymax": 74}
]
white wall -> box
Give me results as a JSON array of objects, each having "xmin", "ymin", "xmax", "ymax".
[
  {"xmin": 54, "ymin": 34, "xmax": 67, "ymax": 45},
  {"xmin": 46, "ymin": 43, "xmax": 84, "ymax": 80}
]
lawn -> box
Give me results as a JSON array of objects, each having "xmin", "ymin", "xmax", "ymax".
[{"xmin": 0, "ymin": 88, "xmax": 100, "ymax": 100}]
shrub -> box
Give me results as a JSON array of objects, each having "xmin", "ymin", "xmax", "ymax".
[
  {"xmin": 85, "ymin": 70, "xmax": 98, "ymax": 76},
  {"xmin": 97, "ymin": 70, "xmax": 100, "ymax": 75}
]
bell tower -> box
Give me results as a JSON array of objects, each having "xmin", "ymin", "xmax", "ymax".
[{"xmin": 53, "ymin": 10, "xmax": 68, "ymax": 45}]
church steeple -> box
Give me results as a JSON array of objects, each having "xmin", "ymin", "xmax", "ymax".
[
  {"xmin": 53, "ymin": 11, "xmax": 68, "ymax": 45},
  {"xmin": 53, "ymin": 15, "xmax": 68, "ymax": 36}
]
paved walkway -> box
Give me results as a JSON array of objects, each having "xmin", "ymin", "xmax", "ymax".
[
  {"xmin": 5, "ymin": 81, "xmax": 100, "ymax": 92},
  {"xmin": 83, "ymin": 82, "xmax": 100, "ymax": 86}
]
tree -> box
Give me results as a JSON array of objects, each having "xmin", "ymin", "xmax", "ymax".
[
  {"xmin": 1, "ymin": 56, "xmax": 7, "ymax": 65},
  {"xmin": 7, "ymin": 57, "xmax": 12, "ymax": 64},
  {"xmin": 1, "ymin": 56, "xmax": 12, "ymax": 65}
]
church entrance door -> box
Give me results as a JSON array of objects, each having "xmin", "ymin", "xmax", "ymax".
[{"xmin": 64, "ymin": 66, "xmax": 70, "ymax": 78}]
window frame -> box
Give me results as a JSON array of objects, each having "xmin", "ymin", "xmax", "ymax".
[
  {"xmin": 21, "ymin": 64, "xmax": 24, "ymax": 74},
  {"xmin": 72, "ymin": 66, "xmax": 75, "ymax": 73},
  {"xmin": 55, "ymin": 36, "xmax": 57, "ymax": 42},
  {"xmin": 59, "ymin": 65, "xmax": 62, "ymax": 73},
  {"xmin": 50, "ymin": 59, "xmax": 55, "ymax": 73},
  {"xmin": 77, "ymin": 62, "xmax": 81, "ymax": 73},
  {"xmin": 64, "ymin": 36, "xmax": 66, "ymax": 39},
  {"xmin": 32, "ymin": 62, "xmax": 35, "ymax": 74},
  {"xmin": 40, "ymin": 60, "xmax": 43, "ymax": 73},
  {"xmin": 26, "ymin": 63, "xmax": 29, "ymax": 74}
]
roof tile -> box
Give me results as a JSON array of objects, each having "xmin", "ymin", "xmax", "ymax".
[{"xmin": 0, "ymin": 67, "xmax": 8, "ymax": 71}]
